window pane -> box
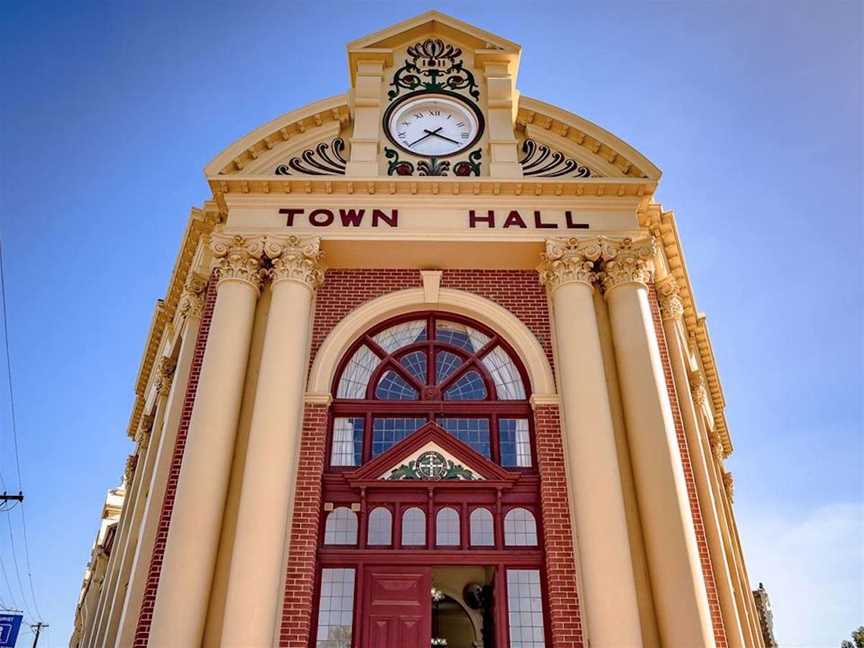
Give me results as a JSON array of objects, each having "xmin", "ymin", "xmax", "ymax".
[
  {"xmin": 375, "ymin": 370, "xmax": 418, "ymax": 400},
  {"xmin": 373, "ymin": 320, "xmax": 427, "ymax": 353},
  {"xmin": 438, "ymin": 418, "xmax": 491, "ymax": 457},
  {"xmin": 367, "ymin": 507, "xmax": 392, "ymax": 546},
  {"xmin": 324, "ymin": 507, "xmax": 358, "ymax": 545},
  {"xmin": 372, "ymin": 418, "xmax": 426, "ymax": 456},
  {"xmin": 336, "ymin": 345, "xmax": 380, "ymax": 399},
  {"xmin": 481, "ymin": 346, "xmax": 526, "ymax": 400},
  {"xmin": 500, "ymin": 419, "xmax": 532, "ymax": 467},
  {"xmin": 443, "ymin": 371, "xmax": 487, "ymax": 400},
  {"xmin": 400, "ymin": 351, "xmax": 427, "ymax": 384},
  {"xmin": 436, "ymin": 321, "xmax": 490, "ymax": 353},
  {"xmin": 436, "ymin": 507, "xmax": 460, "ymax": 546},
  {"xmin": 401, "ymin": 507, "xmax": 426, "ymax": 546},
  {"xmin": 469, "ymin": 508, "xmax": 494, "ymax": 546},
  {"xmin": 506, "ymin": 569, "xmax": 546, "ymax": 648},
  {"xmin": 316, "ymin": 568, "xmax": 355, "ymax": 648},
  {"xmin": 330, "ymin": 417, "xmax": 363, "ymax": 467},
  {"xmin": 435, "ymin": 350, "xmax": 464, "ymax": 384},
  {"xmin": 504, "ymin": 508, "xmax": 538, "ymax": 546}
]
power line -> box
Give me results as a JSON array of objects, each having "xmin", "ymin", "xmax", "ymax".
[{"xmin": 0, "ymin": 241, "xmax": 42, "ymax": 623}]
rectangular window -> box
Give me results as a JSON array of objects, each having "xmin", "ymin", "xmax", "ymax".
[
  {"xmin": 506, "ymin": 569, "xmax": 546, "ymax": 648},
  {"xmin": 316, "ymin": 568, "xmax": 356, "ymax": 648},
  {"xmin": 330, "ymin": 417, "xmax": 363, "ymax": 466},
  {"xmin": 437, "ymin": 417, "xmax": 491, "ymax": 457},
  {"xmin": 372, "ymin": 417, "xmax": 426, "ymax": 456},
  {"xmin": 499, "ymin": 418, "xmax": 532, "ymax": 467}
]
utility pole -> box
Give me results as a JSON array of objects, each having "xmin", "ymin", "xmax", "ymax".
[{"xmin": 30, "ymin": 622, "xmax": 48, "ymax": 648}]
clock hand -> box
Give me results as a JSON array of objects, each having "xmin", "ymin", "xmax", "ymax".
[
  {"xmin": 408, "ymin": 127, "xmax": 443, "ymax": 147},
  {"xmin": 428, "ymin": 131, "xmax": 461, "ymax": 145}
]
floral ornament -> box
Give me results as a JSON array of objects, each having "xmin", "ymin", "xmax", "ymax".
[
  {"xmin": 389, "ymin": 38, "xmax": 480, "ymax": 101},
  {"xmin": 385, "ymin": 148, "xmax": 482, "ymax": 177},
  {"xmin": 384, "ymin": 147, "xmax": 415, "ymax": 175},
  {"xmin": 519, "ymin": 139, "xmax": 593, "ymax": 178},
  {"xmin": 417, "ymin": 158, "xmax": 451, "ymax": 176},
  {"xmin": 453, "ymin": 149, "xmax": 482, "ymax": 176},
  {"xmin": 275, "ymin": 138, "xmax": 346, "ymax": 176}
]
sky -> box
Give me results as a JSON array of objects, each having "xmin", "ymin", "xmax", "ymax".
[{"xmin": 0, "ymin": 1, "xmax": 861, "ymax": 646}]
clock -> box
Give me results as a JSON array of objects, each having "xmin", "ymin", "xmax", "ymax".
[{"xmin": 384, "ymin": 93, "xmax": 483, "ymax": 157}]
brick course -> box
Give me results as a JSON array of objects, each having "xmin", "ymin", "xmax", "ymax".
[
  {"xmin": 133, "ymin": 273, "xmax": 217, "ymax": 647},
  {"xmin": 648, "ymin": 286, "xmax": 728, "ymax": 648}
]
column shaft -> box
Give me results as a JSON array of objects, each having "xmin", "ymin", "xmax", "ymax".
[
  {"xmin": 540, "ymin": 240, "xmax": 643, "ymax": 647},
  {"xmin": 605, "ymin": 271, "xmax": 715, "ymax": 646},
  {"xmin": 221, "ymin": 237, "xmax": 323, "ymax": 646},
  {"xmin": 149, "ymin": 237, "xmax": 263, "ymax": 647}
]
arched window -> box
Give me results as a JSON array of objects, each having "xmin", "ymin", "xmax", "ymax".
[
  {"xmin": 329, "ymin": 314, "xmax": 533, "ymax": 468},
  {"xmin": 436, "ymin": 507, "xmax": 460, "ymax": 546},
  {"xmin": 470, "ymin": 507, "xmax": 495, "ymax": 546},
  {"xmin": 504, "ymin": 508, "xmax": 538, "ymax": 546},
  {"xmin": 401, "ymin": 507, "xmax": 426, "ymax": 546},
  {"xmin": 367, "ymin": 507, "xmax": 392, "ymax": 546},
  {"xmin": 324, "ymin": 507, "xmax": 358, "ymax": 545}
]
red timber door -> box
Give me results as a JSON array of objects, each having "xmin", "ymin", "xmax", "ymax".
[{"xmin": 361, "ymin": 566, "xmax": 431, "ymax": 648}]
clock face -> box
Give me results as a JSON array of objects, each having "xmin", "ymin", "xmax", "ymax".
[{"xmin": 385, "ymin": 95, "xmax": 482, "ymax": 157}]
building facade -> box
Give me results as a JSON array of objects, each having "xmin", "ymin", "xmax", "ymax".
[{"xmin": 71, "ymin": 12, "xmax": 767, "ymax": 648}]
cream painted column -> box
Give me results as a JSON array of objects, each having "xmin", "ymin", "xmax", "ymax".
[
  {"xmin": 657, "ymin": 276, "xmax": 747, "ymax": 648},
  {"xmin": 538, "ymin": 238, "xmax": 643, "ymax": 647},
  {"xmin": 601, "ymin": 238, "xmax": 716, "ymax": 647},
  {"xmin": 148, "ymin": 234, "xmax": 265, "ymax": 648},
  {"xmin": 221, "ymin": 236, "xmax": 324, "ymax": 647}
]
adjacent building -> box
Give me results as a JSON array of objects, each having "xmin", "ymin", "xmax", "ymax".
[{"xmin": 72, "ymin": 12, "xmax": 767, "ymax": 648}]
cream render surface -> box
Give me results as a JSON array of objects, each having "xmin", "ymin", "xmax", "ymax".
[{"xmin": 71, "ymin": 11, "xmax": 762, "ymax": 648}]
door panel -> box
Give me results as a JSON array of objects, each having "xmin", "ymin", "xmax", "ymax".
[{"xmin": 362, "ymin": 566, "xmax": 431, "ymax": 648}]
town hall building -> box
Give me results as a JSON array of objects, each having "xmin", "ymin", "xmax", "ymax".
[{"xmin": 71, "ymin": 12, "xmax": 769, "ymax": 648}]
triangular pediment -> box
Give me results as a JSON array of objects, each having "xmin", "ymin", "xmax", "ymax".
[
  {"xmin": 348, "ymin": 11, "xmax": 520, "ymax": 56},
  {"xmin": 346, "ymin": 422, "xmax": 515, "ymax": 484}
]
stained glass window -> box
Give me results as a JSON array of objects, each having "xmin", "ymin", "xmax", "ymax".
[
  {"xmin": 336, "ymin": 346, "xmax": 380, "ymax": 399},
  {"xmin": 330, "ymin": 417, "xmax": 363, "ymax": 467},
  {"xmin": 444, "ymin": 371, "xmax": 487, "ymax": 400},
  {"xmin": 401, "ymin": 507, "xmax": 426, "ymax": 546},
  {"xmin": 375, "ymin": 370, "xmax": 418, "ymax": 400},
  {"xmin": 504, "ymin": 508, "xmax": 538, "ymax": 546},
  {"xmin": 367, "ymin": 507, "xmax": 392, "ymax": 546},
  {"xmin": 470, "ymin": 507, "xmax": 495, "ymax": 546},
  {"xmin": 500, "ymin": 419, "xmax": 532, "ymax": 467},
  {"xmin": 436, "ymin": 507, "xmax": 460, "ymax": 546},
  {"xmin": 316, "ymin": 568, "xmax": 355, "ymax": 648},
  {"xmin": 482, "ymin": 346, "xmax": 526, "ymax": 400},
  {"xmin": 372, "ymin": 320, "xmax": 427, "ymax": 353},
  {"xmin": 372, "ymin": 418, "xmax": 426, "ymax": 456},
  {"xmin": 438, "ymin": 418, "xmax": 491, "ymax": 457},
  {"xmin": 324, "ymin": 507, "xmax": 358, "ymax": 545},
  {"xmin": 506, "ymin": 569, "xmax": 546, "ymax": 648}
]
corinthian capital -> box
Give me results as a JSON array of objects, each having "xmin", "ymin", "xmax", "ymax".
[
  {"xmin": 656, "ymin": 275, "xmax": 685, "ymax": 321},
  {"xmin": 156, "ymin": 356, "xmax": 177, "ymax": 396},
  {"xmin": 210, "ymin": 233, "xmax": 266, "ymax": 291},
  {"xmin": 178, "ymin": 272, "xmax": 208, "ymax": 321},
  {"xmin": 722, "ymin": 471, "xmax": 734, "ymax": 502},
  {"xmin": 124, "ymin": 453, "xmax": 138, "ymax": 486},
  {"xmin": 265, "ymin": 235, "xmax": 325, "ymax": 290},
  {"xmin": 135, "ymin": 414, "xmax": 155, "ymax": 447},
  {"xmin": 598, "ymin": 237, "xmax": 656, "ymax": 293},
  {"xmin": 538, "ymin": 238, "xmax": 602, "ymax": 291},
  {"xmin": 689, "ymin": 369, "xmax": 708, "ymax": 407}
]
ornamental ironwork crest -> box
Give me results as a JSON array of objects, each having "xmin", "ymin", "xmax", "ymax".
[
  {"xmin": 384, "ymin": 147, "xmax": 482, "ymax": 177},
  {"xmin": 387, "ymin": 451, "xmax": 477, "ymax": 481},
  {"xmin": 388, "ymin": 39, "xmax": 480, "ymax": 101},
  {"xmin": 519, "ymin": 139, "xmax": 594, "ymax": 178},
  {"xmin": 275, "ymin": 137, "xmax": 347, "ymax": 176}
]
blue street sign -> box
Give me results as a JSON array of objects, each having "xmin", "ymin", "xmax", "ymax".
[{"xmin": 0, "ymin": 613, "xmax": 23, "ymax": 648}]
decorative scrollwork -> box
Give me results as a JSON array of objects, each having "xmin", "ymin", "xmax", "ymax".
[
  {"xmin": 389, "ymin": 39, "xmax": 479, "ymax": 101},
  {"xmin": 385, "ymin": 147, "xmax": 481, "ymax": 177},
  {"xmin": 387, "ymin": 451, "xmax": 477, "ymax": 481},
  {"xmin": 519, "ymin": 139, "xmax": 593, "ymax": 178},
  {"xmin": 275, "ymin": 138, "xmax": 346, "ymax": 176}
]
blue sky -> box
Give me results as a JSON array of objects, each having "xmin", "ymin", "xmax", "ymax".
[{"xmin": 0, "ymin": 1, "xmax": 861, "ymax": 646}]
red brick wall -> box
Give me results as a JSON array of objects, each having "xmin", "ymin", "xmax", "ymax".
[
  {"xmin": 278, "ymin": 404, "xmax": 329, "ymax": 647},
  {"xmin": 648, "ymin": 287, "xmax": 728, "ymax": 648},
  {"xmin": 133, "ymin": 274, "xmax": 217, "ymax": 647},
  {"xmin": 534, "ymin": 405, "xmax": 585, "ymax": 648}
]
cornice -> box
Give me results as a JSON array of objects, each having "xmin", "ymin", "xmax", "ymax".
[
  {"xmin": 126, "ymin": 204, "xmax": 220, "ymax": 439},
  {"xmin": 642, "ymin": 203, "xmax": 733, "ymax": 457},
  {"xmin": 207, "ymin": 175, "xmax": 657, "ymax": 212}
]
